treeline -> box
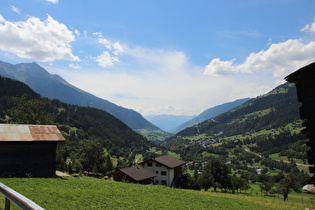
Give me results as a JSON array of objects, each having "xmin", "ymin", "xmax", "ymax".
[
  {"xmin": 0, "ymin": 76, "xmax": 153, "ymax": 174},
  {"xmin": 175, "ymin": 159, "xmax": 309, "ymax": 201},
  {"xmin": 164, "ymin": 137, "xmax": 228, "ymax": 163},
  {"xmin": 248, "ymin": 131, "xmax": 307, "ymax": 159},
  {"xmin": 176, "ymin": 83, "xmax": 300, "ymax": 137}
]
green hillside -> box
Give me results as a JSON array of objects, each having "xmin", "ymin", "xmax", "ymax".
[
  {"xmin": 176, "ymin": 82, "xmax": 300, "ymax": 137},
  {"xmin": 0, "ymin": 76, "xmax": 154, "ymax": 173},
  {"xmin": 0, "ymin": 61, "xmax": 159, "ymax": 132},
  {"xmin": 0, "ymin": 176, "xmax": 313, "ymax": 209},
  {"xmin": 164, "ymin": 82, "xmax": 309, "ymax": 182}
]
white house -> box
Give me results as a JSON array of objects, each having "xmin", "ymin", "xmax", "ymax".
[{"xmin": 140, "ymin": 155, "xmax": 186, "ymax": 187}]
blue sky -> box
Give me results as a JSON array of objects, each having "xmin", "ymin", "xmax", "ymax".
[{"xmin": 0, "ymin": 0, "xmax": 315, "ymax": 116}]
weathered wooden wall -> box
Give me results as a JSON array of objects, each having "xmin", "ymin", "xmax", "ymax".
[{"xmin": 0, "ymin": 142, "xmax": 58, "ymax": 177}]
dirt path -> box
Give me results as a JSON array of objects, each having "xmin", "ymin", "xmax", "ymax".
[{"xmin": 56, "ymin": 171, "xmax": 71, "ymax": 177}]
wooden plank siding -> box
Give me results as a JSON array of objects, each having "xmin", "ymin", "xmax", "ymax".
[{"xmin": 0, "ymin": 124, "xmax": 65, "ymax": 177}]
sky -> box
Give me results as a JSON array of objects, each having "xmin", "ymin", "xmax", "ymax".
[{"xmin": 0, "ymin": 1, "xmax": 315, "ymax": 116}]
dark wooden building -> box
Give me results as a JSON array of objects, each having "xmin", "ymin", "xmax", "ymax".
[
  {"xmin": 285, "ymin": 62, "xmax": 315, "ymax": 183},
  {"xmin": 113, "ymin": 165, "xmax": 156, "ymax": 184},
  {"xmin": 0, "ymin": 124, "xmax": 65, "ymax": 177}
]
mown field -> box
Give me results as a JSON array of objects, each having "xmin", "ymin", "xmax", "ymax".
[{"xmin": 0, "ymin": 176, "xmax": 314, "ymax": 210}]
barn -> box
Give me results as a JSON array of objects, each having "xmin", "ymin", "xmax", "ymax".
[
  {"xmin": 285, "ymin": 61, "xmax": 315, "ymax": 183},
  {"xmin": 0, "ymin": 124, "xmax": 65, "ymax": 177}
]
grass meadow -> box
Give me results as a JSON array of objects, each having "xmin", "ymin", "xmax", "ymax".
[{"xmin": 0, "ymin": 176, "xmax": 314, "ymax": 209}]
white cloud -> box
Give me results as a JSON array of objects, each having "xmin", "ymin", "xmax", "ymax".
[
  {"xmin": 204, "ymin": 58, "xmax": 237, "ymax": 76},
  {"xmin": 10, "ymin": 5, "xmax": 21, "ymax": 14},
  {"xmin": 47, "ymin": 24, "xmax": 315, "ymax": 116},
  {"xmin": 113, "ymin": 42, "xmax": 124, "ymax": 55},
  {"xmin": 95, "ymin": 51, "xmax": 119, "ymax": 67},
  {"xmin": 137, "ymin": 106, "xmax": 175, "ymax": 116},
  {"xmin": 96, "ymin": 38, "xmax": 125, "ymax": 67},
  {"xmin": 99, "ymin": 38, "xmax": 112, "ymax": 50},
  {"xmin": 46, "ymin": 0, "xmax": 59, "ymax": 4},
  {"xmin": 204, "ymin": 39, "xmax": 315, "ymax": 79},
  {"xmin": 0, "ymin": 14, "xmax": 80, "ymax": 62},
  {"xmin": 74, "ymin": 29, "xmax": 80, "ymax": 37},
  {"xmin": 83, "ymin": 30, "xmax": 87, "ymax": 38},
  {"xmin": 0, "ymin": 14, "xmax": 5, "ymax": 23},
  {"xmin": 93, "ymin": 32, "xmax": 102, "ymax": 37},
  {"xmin": 69, "ymin": 63, "xmax": 81, "ymax": 69},
  {"xmin": 59, "ymin": 44, "xmax": 265, "ymax": 116},
  {"xmin": 301, "ymin": 21, "xmax": 315, "ymax": 32}
]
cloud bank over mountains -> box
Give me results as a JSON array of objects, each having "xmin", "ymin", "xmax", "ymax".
[
  {"xmin": 0, "ymin": 9, "xmax": 314, "ymax": 115},
  {"xmin": 204, "ymin": 39, "xmax": 315, "ymax": 78}
]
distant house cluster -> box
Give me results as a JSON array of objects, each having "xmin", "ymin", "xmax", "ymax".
[
  {"xmin": 188, "ymin": 138, "xmax": 215, "ymax": 147},
  {"xmin": 189, "ymin": 136, "xmax": 236, "ymax": 148},
  {"xmin": 113, "ymin": 155, "xmax": 185, "ymax": 187}
]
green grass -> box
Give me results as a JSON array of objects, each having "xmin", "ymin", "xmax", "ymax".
[
  {"xmin": 0, "ymin": 177, "xmax": 314, "ymax": 210},
  {"xmin": 202, "ymin": 151, "xmax": 220, "ymax": 158},
  {"xmin": 240, "ymin": 108, "xmax": 273, "ymax": 123},
  {"xmin": 167, "ymin": 151, "xmax": 181, "ymax": 159}
]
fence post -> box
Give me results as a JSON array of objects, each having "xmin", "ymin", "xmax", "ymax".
[{"xmin": 5, "ymin": 197, "xmax": 10, "ymax": 210}]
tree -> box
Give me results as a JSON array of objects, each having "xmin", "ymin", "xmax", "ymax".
[
  {"xmin": 277, "ymin": 173, "xmax": 300, "ymax": 201},
  {"xmin": 231, "ymin": 175, "xmax": 251, "ymax": 193},
  {"xmin": 127, "ymin": 153, "xmax": 134, "ymax": 167},
  {"xmin": 190, "ymin": 169, "xmax": 201, "ymax": 190},
  {"xmin": 198, "ymin": 168, "xmax": 214, "ymax": 191},
  {"xmin": 240, "ymin": 179, "xmax": 251, "ymax": 193},
  {"xmin": 9, "ymin": 94, "xmax": 55, "ymax": 124},
  {"xmin": 205, "ymin": 159, "xmax": 231, "ymax": 191},
  {"xmin": 102, "ymin": 153, "xmax": 113, "ymax": 175},
  {"xmin": 71, "ymin": 140, "xmax": 106, "ymax": 172},
  {"xmin": 231, "ymin": 175, "xmax": 242, "ymax": 193},
  {"xmin": 259, "ymin": 181, "xmax": 274, "ymax": 196}
]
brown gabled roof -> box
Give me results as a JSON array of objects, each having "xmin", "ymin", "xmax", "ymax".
[
  {"xmin": 0, "ymin": 124, "xmax": 65, "ymax": 142},
  {"xmin": 154, "ymin": 155, "xmax": 186, "ymax": 168},
  {"xmin": 119, "ymin": 166, "xmax": 156, "ymax": 182},
  {"xmin": 141, "ymin": 155, "xmax": 186, "ymax": 169}
]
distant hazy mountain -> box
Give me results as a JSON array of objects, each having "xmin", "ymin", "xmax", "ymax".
[
  {"xmin": 0, "ymin": 60, "xmax": 158, "ymax": 131},
  {"xmin": 145, "ymin": 114, "xmax": 196, "ymax": 132},
  {"xmin": 170, "ymin": 98, "xmax": 251, "ymax": 134}
]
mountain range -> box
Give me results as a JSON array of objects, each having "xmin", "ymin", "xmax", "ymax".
[
  {"xmin": 176, "ymin": 82, "xmax": 300, "ymax": 137},
  {"xmin": 144, "ymin": 114, "xmax": 196, "ymax": 133},
  {"xmin": 169, "ymin": 98, "xmax": 251, "ymax": 134},
  {"xmin": 0, "ymin": 60, "xmax": 158, "ymax": 132}
]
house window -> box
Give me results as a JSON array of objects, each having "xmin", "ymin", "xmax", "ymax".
[
  {"xmin": 161, "ymin": 180, "xmax": 167, "ymax": 185},
  {"xmin": 155, "ymin": 179, "xmax": 159, "ymax": 184},
  {"xmin": 148, "ymin": 162, "xmax": 152, "ymax": 167},
  {"xmin": 161, "ymin": 171, "xmax": 167, "ymax": 176},
  {"xmin": 156, "ymin": 171, "xmax": 159, "ymax": 174}
]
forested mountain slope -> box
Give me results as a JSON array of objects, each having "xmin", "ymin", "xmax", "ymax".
[
  {"xmin": 171, "ymin": 98, "xmax": 250, "ymax": 134},
  {"xmin": 164, "ymin": 82, "xmax": 308, "ymax": 181},
  {"xmin": 176, "ymin": 83, "xmax": 300, "ymax": 137},
  {"xmin": 0, "ymin": 76, "xmax": 154, "ymax": 172},
  {"xmin": 0, "ymin": 60, "xmax": 158, "ymax": 131}
]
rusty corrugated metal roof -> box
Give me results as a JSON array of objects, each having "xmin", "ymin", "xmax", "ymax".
[{"xmin": 0, "ymin": 124, "xmax": 65, "ymax": 142}]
